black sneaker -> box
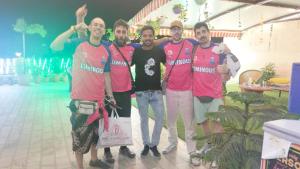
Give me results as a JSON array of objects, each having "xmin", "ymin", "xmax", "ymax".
[
  {"xmin": 89, "ymin": 159, "xmax": 111, "ymax": 169},
  {"xmin": 119, "ymin": 147, "xmax": 136, "ymax": 158},
  {"xmin": 150, "ymin": 146, "xmax": 161, "ymax": 158},
  {"xmin": 104, "ymin": 151, "xmax": 115, "ymax": 163},
  {"xmin": 141, "ymin": 145, "xmax": 150, "ymax": 156}
]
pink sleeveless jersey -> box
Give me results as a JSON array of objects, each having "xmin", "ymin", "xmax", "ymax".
[
  {"xmin": 163, "ymin": 40, "xmax": 193, "ymax": 91},
  {"xmin": 192, "ymin": 45, "xmax": 223, "ymax": 98},
  {"xmin": 109, "ymin": 44, "xmax": 134, "ymax": 92}
]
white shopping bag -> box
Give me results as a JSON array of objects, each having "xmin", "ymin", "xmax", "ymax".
[{"xmin": 97, "ymin": 109, "xmax": 133, "ymax": 148}]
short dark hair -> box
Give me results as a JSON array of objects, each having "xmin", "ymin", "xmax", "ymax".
[
  {"xmin": 113, "ymin": 19, "xmax": 129, "ymax": 31},
  {"xmin": 194, "ymin": 22, "xmax": 209, "ymax": 33},
  {"xmin": 140, "ymin": 25, "xmax": 155, "ymax": 35}
]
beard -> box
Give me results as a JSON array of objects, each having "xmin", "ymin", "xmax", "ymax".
[
  {"xmin": 143, "ymin": 39, "xmax": 153, "ymax": 46},
  {"xmin": 115, "ymin": 38, "xmax": 126, "ymax": 46},
  {"xmin": 199, "ymin": 36, "xmax": 209, "ymax": 43},
  {"xmin": 173, "ymin": 33, "xmax": 182, "ymax": 40}
]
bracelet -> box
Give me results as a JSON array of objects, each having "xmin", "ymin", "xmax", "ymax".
[{"xmin": 70, "ymin": 26, "xmax": 76, "ymax": 33}]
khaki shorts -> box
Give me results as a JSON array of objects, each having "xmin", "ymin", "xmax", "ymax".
[{"xmin": 193, "ymin": 97, "xmax": 224, "ymax": 124}]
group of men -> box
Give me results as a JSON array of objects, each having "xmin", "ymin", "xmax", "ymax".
[{"xmin": 50, "ymin": 5, "xmax": 239, "ymax": 169}]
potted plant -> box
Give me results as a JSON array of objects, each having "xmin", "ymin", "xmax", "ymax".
[
  {"xmin": 173, "ymin": 4, "xmax": 187, "ymax": 21},
  {"xmin": 256, "ymin": 63, "xmax": 276, "ymax": 85},
  {"xmin": 146, "ymin": 17, "xmax": 163, "ymax": 36},
  {"xmin": 173, "ymin": 4, "xmax": 183, "ymax": 14},
  {"xmin": 197, "ymin": 92, "xmax": 297, "ymax": 169}
]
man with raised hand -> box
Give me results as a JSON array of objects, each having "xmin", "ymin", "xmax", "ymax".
[
  {"xmin": 51, "ymin": 14, "xmax": 114, "ymax": 169},
  {"xmin": 75, "ymin": 5, "xmax": 136, "ymax": 163}
]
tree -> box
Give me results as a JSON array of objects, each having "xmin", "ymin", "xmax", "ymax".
[{"xmin": 13, "ymin": 18, "xmax": 47, "ymax": 57}]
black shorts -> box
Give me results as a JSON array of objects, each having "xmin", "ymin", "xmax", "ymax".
[{"xmin": 105, "ymin": 91, "xmax": 131, "ymax": 117}]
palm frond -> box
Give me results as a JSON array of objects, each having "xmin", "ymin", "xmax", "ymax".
[
  {"xmin": 245, "ymin": 150, "xmax": 261, "ymax": 169},
  {"xmin": 197, "ymin": 91, "xmax": 290, "ymax": 169},
  {"xmin": 227, "ymin": 92, "xmax": 266, "ymax": 105},
  {"xmin": 13, "ymin": 18, "xmax": 27, "ymax": 33},
  {"xmin": 206, "ymin": 105, "xmax": 245, "ymax": 128},
  {"xmin": 206, "ymin": 135, "xmax": 245, "ymax": 169},
  {"xmin": 26, "ymin": 24, "xmax": 47, "ymax": 37},
  {"xmin": 245, "ymin": 134, "xmax": 263, "ymax": 151}
]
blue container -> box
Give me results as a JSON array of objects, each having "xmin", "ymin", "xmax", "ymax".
[{"xmin": 288, "ymin": 63, "xmax": 300, "ymax": 114}]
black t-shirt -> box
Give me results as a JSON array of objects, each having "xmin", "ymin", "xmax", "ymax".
[{"xmin": 132, "ymin": 46, "xmax": 166, "ymax": 91}]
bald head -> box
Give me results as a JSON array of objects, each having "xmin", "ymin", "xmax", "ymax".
[
  {"xmin": 88, "ymin": 17, "xmax": 106, "ymax": 39},
  {"xmin": 90, "ymin": 17, "xmax": 105, "ymax": 27}
]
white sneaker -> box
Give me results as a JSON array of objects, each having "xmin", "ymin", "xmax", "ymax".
[
  {"xmin": 190, "ymin": 152, "xmax": 201, "ymax": 166},
  {"xmin": 199, "ymin": 143, "xmax": 212, "ymax": 155},
  {"xmin": 162, "ymin": 144, "xmax": 177, "ymax": 154}
]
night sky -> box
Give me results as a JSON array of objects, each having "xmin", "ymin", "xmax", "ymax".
[{"xmin": 0, "ymin": 0, "xmax": 151, "ymax": 57}]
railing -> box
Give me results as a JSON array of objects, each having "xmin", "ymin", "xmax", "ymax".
[{"xmin": 0, "ymin": 57, "xmax": 71, "ymax": 75}]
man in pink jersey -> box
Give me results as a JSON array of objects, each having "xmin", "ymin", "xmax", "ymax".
[
  {"xmin": 160, "ymin": 20, "xmax": 201, "ymax": 166},
  {"xmin": 102, "ymin": 19, "xmax": 137, "ymax": 163},
  {"xmin": 75, "ymin": 6, "xmax": 136, "ymax": 163},
  {"xmin": 51, "ymin": 16, "xmax": 114, "ymax": 169},
  {"xmin": 192, "ymin": 22, "xmax": 239, "ymax": 164}
]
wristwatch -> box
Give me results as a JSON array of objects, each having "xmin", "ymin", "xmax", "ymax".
[{"xmin": 106, "ymin": 95, "xmax": 114, "ymax": 100}]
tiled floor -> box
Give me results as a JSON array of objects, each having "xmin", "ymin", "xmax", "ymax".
[{"xmin": 0, "ymin": 83, "xmax": 209, "ymax": 169}]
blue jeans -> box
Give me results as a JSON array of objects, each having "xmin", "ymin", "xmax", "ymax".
[{"xmin": 136, "ymin": 90, "xmax": 165, "ymax": 147}]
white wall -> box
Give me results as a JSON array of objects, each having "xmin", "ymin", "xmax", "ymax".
[{"xmin": 224, "ymin": 20, "xmax": 300, "ymax": 84}]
